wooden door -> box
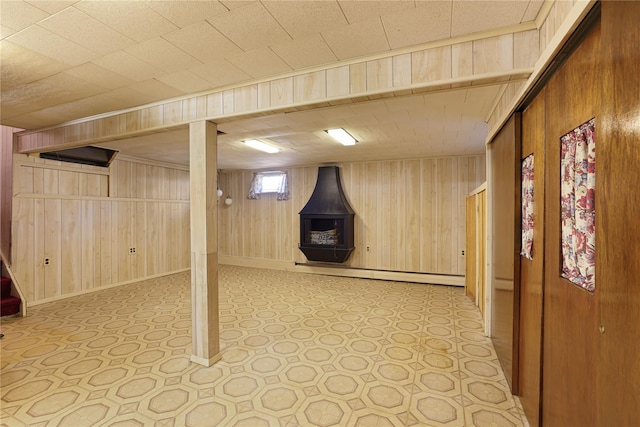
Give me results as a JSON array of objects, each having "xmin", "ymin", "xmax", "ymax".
[
  {"xmin": 465, "ymin": 195, "xmax": 477, "ymax": 301},
  {"xmin": 488, "ymin": 114, "xmax": 521, "ymax": 392},
  {"xmin": 518, "ymin": 91, "xmax": 545, "ymax": 427},
  {"xmin": 478, "ymin": 191, "xmax": 486, "ymax": 318},
  {"xmin": 542, "ymin": 21, "xmax": 600, "ymax": 427},
  {"xmin": 596, "ymin": 2, "xmax": 640, "ymax": 424}
]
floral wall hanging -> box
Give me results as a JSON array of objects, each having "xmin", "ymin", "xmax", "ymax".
[
  {"xmin": 521, "ymin": 154, "xmax": 535, "ymax": 260},
  {"xmin": 560, "ymin": 117, "xmax": 596, "ymax": 292}
]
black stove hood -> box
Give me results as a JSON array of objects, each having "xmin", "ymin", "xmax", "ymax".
[
  {"xmin": 299, "ymin": 166, "xmax": 355, "ymax": 263},
  {"xmin": 300, "ymin": 166, "xmax": 355, "ymax": 215}
]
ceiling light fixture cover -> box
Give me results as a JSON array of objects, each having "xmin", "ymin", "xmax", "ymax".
[
  {"xmin": 325, "ymin": 128, "xmax": 356, "ymax": 146},
  {"xmin": 243, "ymin": 139, "xmax": 279, "ymax": 154}
]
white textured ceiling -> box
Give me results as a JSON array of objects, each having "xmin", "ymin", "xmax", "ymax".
[{"xmin": 1, "ymin": 0, "xmax": 545, "ymax": 169}]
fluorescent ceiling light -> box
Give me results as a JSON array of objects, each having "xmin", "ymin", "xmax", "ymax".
[
  {"xmin": 243, "ymin": 139, "xmax": 279, "ymax": 154},
  {"xmin": 325, "ymin": 128, "xmax": 357, "ymax": 146}
]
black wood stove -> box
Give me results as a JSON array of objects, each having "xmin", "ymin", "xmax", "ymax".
[{"xmin": 299, "ymin": 166, "xmax": 355, "ymax": 263}]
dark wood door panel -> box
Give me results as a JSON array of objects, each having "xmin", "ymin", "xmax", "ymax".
[
  {"xmin": 596, "ymin": 2, "xmax": 640, "ymax": 424},
  {"xmin": 542, "ymin": 22, "xmax": 601, "ymax": 427},
  {"xmin": 518, "ymin": 90, "xmax": 546, "ymax": 427},
  {"xmin": 489, "ymin": 114, "xmax": 521, "ymax": 392}
]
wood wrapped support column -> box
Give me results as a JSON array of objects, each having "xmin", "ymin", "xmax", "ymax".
[{"xmin": 189, "ymin": 120, "xmax": 220, "ymax": 366}]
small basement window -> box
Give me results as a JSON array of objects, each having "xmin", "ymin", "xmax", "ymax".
[
  {"xmin": 248, "ymin": 171, "xmax": 290, "ymax": 200},
  {"xmin": 259, "ymin": 172, "xmax": 286, "ymax": 193}
]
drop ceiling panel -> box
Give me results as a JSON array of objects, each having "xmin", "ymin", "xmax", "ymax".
[
  {"xmin": 338, "ymin": 1, "xmax": 416, "ymax": 25},
  {"xmin": 227, "ymin": 48, "xmax": 292, "ymax": 79},
  {"xmin": 25, "ymin": 1, "xmax": 76, "ymax": 14},
  {"xmin": 263, "ymin": 1, "xmax": 348, "ymax": 38},
  {"xmin": 207, "ymin": 2, "xmax": 292, "ymax": 51},
  {"xmin": 316, "ymin": 105, "xmax": 356, "ymax": 121},
  {"xmin": 7, "ymin": 25, "xmax": 99, "ymax": 66},
  {"xmin": 157, "ymin": 70, "xmax": 214, "ymax": 94},
  {"xmin": 322, "ymin": 18, "xmax": 391, "ymax": 60},
  {"xmin": 162, "ymin": 21, "xmax": 242, "ymax": 64},
  {"xmin": 1, "ymin": 73, "xmax": 105, "ymax": 115},
  {"xmin": 3, "ymin": 87, "xmax": 138, "ymax": 129},
  {"xmin": 522, "ymin": 1, "xmax": 545, "ymax": 22},
  {"xmin": 75, "ymin": 1, "xmax": 179, "ymax": 43},
  {"xmin": 0, "ymin": 41, "xmax": 68, "ymax": 91},
  {"xmin": 92, "ymin": 51, "xmax": 164, "ymax": 82},
  {"xmin": 451, "ymin": 1, "xmax": 531, "ymax": 37},
  {"xmin": 125, "ymin": 37, "xmax": 203, "ymax": 73},
  {"xmin": 0, "ymin": 0, "xmax": 49, "ymax": 33},
  {"xmin": 219, "ymin": 1, "xmax": 255, "ymax": 11},
  {"xmin": 8, "ymin": 90, "xmax": 130, "ymax": 129},
  {"xmin": 384, "ymin": 95, "xmax": 426, "ymax": 112},
  {"xmin": 382, "ymin": 2, "xmax": 452, "ymax": 49},
  {"xmin": 190, "ymin": 60, "xmax": 251, "ymax": 88},
  {"xmin": 146, "ymin": 1, "xmax": 229, "ymax": 28},
  {"xmin": 271, "ymin": 34, "xmax": 338, "ymax": 70},
  {"xmin": 64, "ymin": 62, "xmax": 134, "ymax": 91},
  {"xmin": 346, "ymin": 99, "xmax": 389, "ymax": 117},
  {"xmin": 0, "ymin": 25, "xmax": 17, "ymax": 39},
  {"xmin": 125, "ymin": 80, "xmax": 186, "ymax": 104},
  {"xmin": 38, "ymin": 7, "xmax": 135, "ymax": 55}
]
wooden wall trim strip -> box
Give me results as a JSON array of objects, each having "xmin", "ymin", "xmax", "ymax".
[
  {"xmin": 219, "ymin": 255, "xmax": 465, "ymax": 286},
  {"xmin": 14, "ymin": 194, "xmax": 190, "ymax": 204},
  {"xmin": 15, "ymin": 161, "xmax": 111, "ymax": 176}
]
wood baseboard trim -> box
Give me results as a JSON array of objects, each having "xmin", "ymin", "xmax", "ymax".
[{"xmin": 219, "ymin": 255, "xmax": 464, "ymax": 286}]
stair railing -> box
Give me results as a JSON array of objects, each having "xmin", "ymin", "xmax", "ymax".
[{"xmin": 0, "ymin": 250, "xmax": 27, "ymax": 317}]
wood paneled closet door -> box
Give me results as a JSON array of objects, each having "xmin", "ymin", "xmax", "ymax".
[
  {"xmin": 542, "ymin": 21, "xmax": 600, "ymax": 427},
  {"xmin": 489, "ymin": 114, "xmax": 521, "ymax": 392},
  {"xmin": 518, "ymin": 91, "xmax": 545, "ymax": 427},
  {"xmin": 466, "ymin": 196, "xmax": 477, "ymax": 302},
  {"xmin": 596, "ymin": 2, "xmax": 640, "ymax": 424}
]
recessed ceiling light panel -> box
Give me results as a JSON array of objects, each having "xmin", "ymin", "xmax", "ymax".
[
  {"xmin": 325, "ymin": 128, "xmax": 357, "ymax": 146},
  {"xmin": 243, "ymin": 139, "xmax": 280, "ymax": 154}
]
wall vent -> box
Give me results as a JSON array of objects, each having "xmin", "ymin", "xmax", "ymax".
[{"xmin": 40, "ymin": 146, "xmax": 118, "ymax": 167}]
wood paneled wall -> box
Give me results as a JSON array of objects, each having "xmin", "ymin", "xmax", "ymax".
[
  {"xmin": 218, "ymin": 155, "xmax": 485, "ymax": 276},
  {"xmin": 11, "ymin": 154, "xmax": 190, "ymax": 304}
]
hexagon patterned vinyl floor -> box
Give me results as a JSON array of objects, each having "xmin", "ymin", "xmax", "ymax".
[{"xmin": 0, "ymin": 266, "xmax": 529, "ymax": 426}]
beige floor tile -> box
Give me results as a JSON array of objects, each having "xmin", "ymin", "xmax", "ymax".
[{"xmin": 0, "ymin": 266, "xmax": 529, "ymax": 426}]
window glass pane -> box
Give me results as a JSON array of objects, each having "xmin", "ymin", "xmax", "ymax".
[{"xmin": 260, "ymin": 174, "xmax": 284, "ymax": 193}]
